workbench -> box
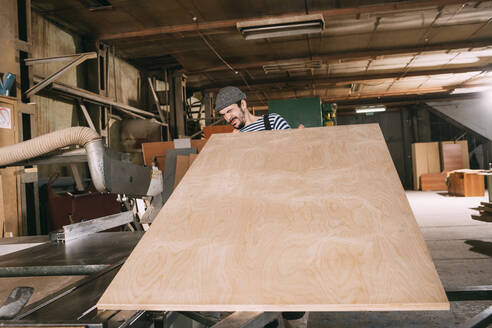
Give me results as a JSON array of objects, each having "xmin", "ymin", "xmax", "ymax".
[{"xmin": 0, "ymin": 230, "xmax": 490, "ymax": 328}]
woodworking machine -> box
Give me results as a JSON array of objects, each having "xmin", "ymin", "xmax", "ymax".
[{"xmin": 0, "ymin": 134, "xmax": 282, "ymax": 328}]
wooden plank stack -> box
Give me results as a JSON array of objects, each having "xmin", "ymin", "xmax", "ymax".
[
  {"xmin": 98, "ymin": 124, "xmax": 448, "ymax": 312},
  {"xmin": 471, "ymin": 202, "xmax": 492, "ymax": 222}
]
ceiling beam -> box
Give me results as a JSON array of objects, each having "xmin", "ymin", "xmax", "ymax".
[
  {"xmin": 196, "ymin": 65, "xmax": 491, "ymax": 91},
  {"xmin": 244, "ymin": 88, "xmax": 450, "ymax": 106},
  {"xmin": 333, "ymin": 92, "xmax": 481, "ymax": 108},
  {"xmin": 98, "ymin": 0, "xmax": 468, "ymax": 41},
  {"xmin": 185, "ymin": 39, "xmax": 492, "ymax": 75},
  {"xmin": 242, "ymin": 88, "xmax": 483, "ymax": 108}
]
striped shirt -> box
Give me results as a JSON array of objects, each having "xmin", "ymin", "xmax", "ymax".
[{"xmin": 240, "ymin": 113, "xmax": 291, "ymax": 132}]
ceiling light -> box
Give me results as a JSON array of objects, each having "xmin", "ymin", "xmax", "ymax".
[
  {"xmin": 263, "ymin": 60, "xmax": 322, "ymax": 74},
  {"xmin": 355, "ymin": 105, "xmax": 386, "ymax": 114},
  {"xmin": 450, "ymin": 86, "xmax": 492, "ymax": 94},
  {"xmin": 237, "ymin": 14, "xmax": 325, "ymax": 40}
]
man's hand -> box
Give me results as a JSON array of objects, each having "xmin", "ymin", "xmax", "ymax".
[
  {"xmin": 298, "ymin": 124, "xmax": 305, "ymax": 129},
  {"xmin": 232, "ymin": 128, "xmax": 240, "ymax": 133}
]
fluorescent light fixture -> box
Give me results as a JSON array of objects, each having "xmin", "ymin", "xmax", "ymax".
[
  {"xmin": 237, "ymin": 14, "xmax": 325, "ymax": 40},
  {"xmin": 355, "ymin": 105, "xmax": 386, "ymax": 114},
  {"xmin": 451, "ymin": 86, "xmax": 492, "ymax": 94},
  {"xmin": 263, "ymin": 60, "xmax": 322, "ymax": 74}
]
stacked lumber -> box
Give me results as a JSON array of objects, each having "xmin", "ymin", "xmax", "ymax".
[{"xmin": 471, "ymin": 202, "xmax": 492, "ymax": 222}]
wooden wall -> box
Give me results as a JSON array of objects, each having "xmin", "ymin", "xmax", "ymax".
[{"xmin": 0, "ymin": 0, "xmax": 26, "ymax": 237}]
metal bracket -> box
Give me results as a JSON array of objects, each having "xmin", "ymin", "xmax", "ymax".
[
  {"xmin": 49, "ymin": 211, "xmax": 135, "ymax": 243},
  {"xmin": 24, "ymin": 52, "xmax": 97, "ymax": 98},
  {"xmin": 24, "ymin": 52, "xmax": 97, "ymax": 66}
]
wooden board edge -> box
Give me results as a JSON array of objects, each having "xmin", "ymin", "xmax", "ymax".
[{"xmin": 97, "ymin": 302, "xmax": 450, "ymax": 312}]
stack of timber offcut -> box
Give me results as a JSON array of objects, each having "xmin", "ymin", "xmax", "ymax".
[
  {"xmin": 98, "ymin": 124, "xmax": 448, "ymax": 312},
  {"xmin": 471, "ymin": 202, "xmax": 492, "ymax": 222}
]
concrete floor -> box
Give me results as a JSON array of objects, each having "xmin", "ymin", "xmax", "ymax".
[{"xmin": 309, "ymin": 190, "xmax": 492, "ymax": 327}]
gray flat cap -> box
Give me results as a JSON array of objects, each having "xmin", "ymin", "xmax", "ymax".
[{"xmin": 215, "ymin": 86, "xmax": 246, "ymax": 111}]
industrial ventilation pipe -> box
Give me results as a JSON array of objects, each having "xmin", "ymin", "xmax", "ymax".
[{"xmin": 0, "ymin": 127, "xmax": 106, "ymax": 192}]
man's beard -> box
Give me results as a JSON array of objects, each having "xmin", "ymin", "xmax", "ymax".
[
  {"xmin": 231, "ymin": 114, "xmax": 245, "ymax": 129},
  {"xmin": 235, "ymin": 120, "xmax": 245, "ymax": 129}
]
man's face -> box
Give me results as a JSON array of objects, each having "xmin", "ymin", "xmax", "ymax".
[{"xmin": 219, "ymin": 101, "xmax": 246, "ymax": 129}]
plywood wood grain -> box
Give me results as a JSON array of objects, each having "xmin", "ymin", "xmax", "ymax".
[
  {"xmin": 441, "ymin": 143, "xmax": 463, "ymax": 171},
  {"xmin": 420, "ymin": 173, "xmax": 447, "ymax": 191},
  {"xmin": 441, "ymin": 140, "xmax": 469, "ymax": 169},
  {"xmin": 448, "ymin": 172, "xmax": 484, "ymax": 197},
  {"xmin": 98, "ymin": 124, "xmax": 448, "ymax": 312},
  {"xmin": 411, "ymin": 142, "xmax": 440, "ymax": 190}
]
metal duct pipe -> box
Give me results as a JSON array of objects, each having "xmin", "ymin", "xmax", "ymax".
[
  {"xmin": 0, "ymin": 127, "xmax": 107, "ymax": 192},
  {"xmin": 85, "ymin": 139, "xmax": 106, "ymax": 192}
]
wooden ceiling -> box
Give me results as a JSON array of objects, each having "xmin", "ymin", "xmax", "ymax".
[{"xmin": 31, "ymin": 0, "xmax": 492, "ymax": 106}]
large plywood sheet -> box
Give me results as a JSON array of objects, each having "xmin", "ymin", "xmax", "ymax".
[{"xmin": 98, "ymin": 124, "xmax": 448, "ymax": 312}]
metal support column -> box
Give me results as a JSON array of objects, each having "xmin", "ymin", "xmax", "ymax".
[
  {"xmin": 173, "ymin": 72, "xmax": 186, "ymax": 138},
  {"xmin": 97, "ymin": 43, "xmax": 110, "ymax": 145},
  {"xmin": 204, "ymin": 91, "xmax": 213, "ymax": 126}
]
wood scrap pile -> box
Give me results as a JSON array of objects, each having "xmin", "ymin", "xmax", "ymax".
[{"xmin": 471, "ymin": 202, "xmax": 492, "ymax": 222}]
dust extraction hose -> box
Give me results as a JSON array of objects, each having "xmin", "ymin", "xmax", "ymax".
[{"xmin": 0, "ymin": 127, "xmax": 101, "ymax": 166}]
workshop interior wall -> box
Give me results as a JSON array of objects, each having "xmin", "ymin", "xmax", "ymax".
[
  {"xmin": 0, "ymin": 0, "xmax": 23, "ymax": 236},
  {"xmin": 30, "ymin": 12, "xmax": 83, "ymax": 179},
  {"xmin": 107, "ymin": 53, "xmax": 141, "ymax": 109},
  {"xmin": 29, "ymin": 13, "xmax": 147, "ymax": 178},
  {"xmin": 31, "ymin": 12, "xmax": 80, "ymax": 135},
  {"xmin": 0, "ymin": 1, "xmax": 20, "ymax": 93},
  {"xmin": 337, "ymin": 105, "xmax": 487, "ymax": 190},
  {"xmin": 107, "ymin": 53, "xmax": 143, "ymax": 157}
]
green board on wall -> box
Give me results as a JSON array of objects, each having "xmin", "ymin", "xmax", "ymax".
[{"xmin": 268, "ymin": 97, "xmax": 323, "ymax": 128}]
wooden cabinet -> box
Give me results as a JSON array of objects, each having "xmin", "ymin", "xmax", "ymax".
[{"xmin": 448, "ymin": 172, "xmax": 484, "ymax": 197}]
